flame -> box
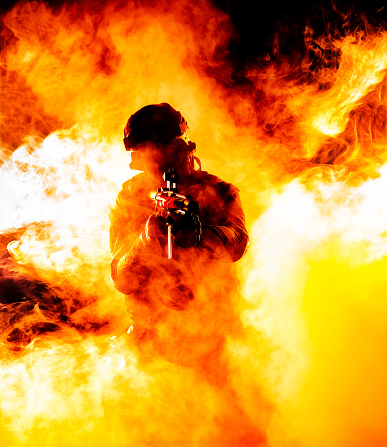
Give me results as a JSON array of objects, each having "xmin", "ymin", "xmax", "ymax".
[{"xmin": 1, "ymin": 0, "xmax": 387, "ymax": 446}]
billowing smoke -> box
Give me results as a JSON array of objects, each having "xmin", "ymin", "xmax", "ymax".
[{"xmin": 1, "ymin": 0, "xmax": 387, "ymax": 446}]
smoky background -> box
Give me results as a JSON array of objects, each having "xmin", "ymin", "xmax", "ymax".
[{"xmin": 1, "ymin": 1, "xmax": 387, "ymax": 447}]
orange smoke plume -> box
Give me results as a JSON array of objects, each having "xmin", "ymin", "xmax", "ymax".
[{"xmin": 1, "ymin": 0, "xmax": 387, "ymax": 446}]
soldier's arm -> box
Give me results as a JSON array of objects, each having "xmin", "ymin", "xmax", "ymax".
[
  {"xmin": 199, "ymin": 191, "xmax": 249, "ymax": 262},
  {"xmin": 109, "ymin": 188, "xmax": 157, "ymax": 295}
]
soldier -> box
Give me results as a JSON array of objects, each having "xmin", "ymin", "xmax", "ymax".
[{"xmin": 109, "ymin": 103, "xmax": 249, "ymax": 370}]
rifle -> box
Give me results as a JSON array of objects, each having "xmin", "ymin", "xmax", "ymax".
[{"xmin": 153, "ymin": 168, "xmax": 199, "ymax": 259}]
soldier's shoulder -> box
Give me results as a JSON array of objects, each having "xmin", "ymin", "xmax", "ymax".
[
  {"xmin": 196, "ymin": 171, "xmax": 239, "ymax": 196},
  {"xmin": 111, "ymin": 173, "xmax": 148, "ymax": 220},
  {"xmin": 121, "ymin": 172, "xmax": 148, "ymax": 193},
  {"xmin": 113, "ymin": 173, "xmax": 148, "ymax": 208}
]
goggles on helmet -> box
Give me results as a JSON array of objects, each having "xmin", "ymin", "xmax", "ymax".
[{"xmin": 123, "ymin": 115, "xmax": 189, "ymax": 151}]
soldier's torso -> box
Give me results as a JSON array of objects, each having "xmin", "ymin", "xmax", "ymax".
[{"xmin": 118, "ymin": 171, "xmax": 237, "ymax": 234}]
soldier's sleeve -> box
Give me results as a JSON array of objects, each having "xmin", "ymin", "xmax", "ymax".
[
  {"xmin": 109, "ymin": 184, "xmax": 152, "ymax": 295},
  {"xmin": 199, "ymin": 183, "xmax": 249, "ymax": 262}
]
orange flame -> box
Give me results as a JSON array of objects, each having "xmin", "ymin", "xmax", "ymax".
[{"xmin": 1, "ymin": 1, "xmax": 387, "ymax": 446}]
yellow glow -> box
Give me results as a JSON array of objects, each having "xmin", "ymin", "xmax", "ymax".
[{"xmin": 1, "ymin": 1, "xmax": 387, "ymax": 446}]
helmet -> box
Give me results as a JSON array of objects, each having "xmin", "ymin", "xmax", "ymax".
[{"xmin": 123, "ymin": 103, "xmax": 189, "ymax": 150}]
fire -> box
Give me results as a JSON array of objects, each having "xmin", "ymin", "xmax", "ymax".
[
  {"xmin": 1, "ymin": 0, "xmax": 387, "ymax": 446},
  {"xmin": 309, "ymin": 35, "xmax": 387, "ymax": 137}
]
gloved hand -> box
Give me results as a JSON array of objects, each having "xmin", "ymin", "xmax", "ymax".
[
  {"xmin": 168, "ymin": 212, "xmax": 202, "ymax": 249},
  {"xmin": 143, "ymin": 213, "xmax": 168, "ymax": 246}
]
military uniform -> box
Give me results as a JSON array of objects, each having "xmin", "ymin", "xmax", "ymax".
[{"xmin": 109, "ymin": 169, "xmax": 248, "ymax": 360}]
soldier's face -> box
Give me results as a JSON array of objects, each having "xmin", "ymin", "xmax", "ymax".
[{"xmin": 138, "ymin": 142, "xmax": 188, "ymax": 183}]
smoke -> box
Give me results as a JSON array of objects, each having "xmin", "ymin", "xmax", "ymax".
[{"xmin": 1, "ymin": 0, "xmax": 387, "ymax": 446}]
